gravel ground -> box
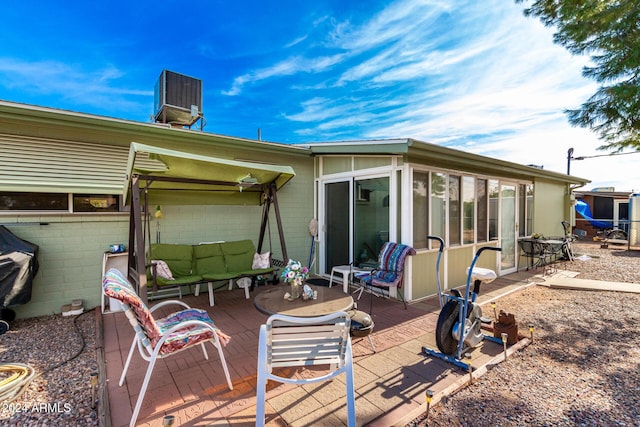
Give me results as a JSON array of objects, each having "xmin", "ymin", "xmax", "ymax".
[
  {"xmin": 0, "ymin": 309, "xmax": 99, "ymax": 426},
  {"xmin": 1, "ymin": 241, "xmax": 638, "ymax": 426},
  {"xmin": 409, "ymin": 241, "xmax": 640, "ymax": 427}
]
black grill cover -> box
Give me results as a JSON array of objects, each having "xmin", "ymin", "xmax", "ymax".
[{"xmin": 0, "ymin": 226, "xmax": 39, "ymax": 307}]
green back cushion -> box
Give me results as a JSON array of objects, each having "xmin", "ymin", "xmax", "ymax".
[
  {"xmin": 221, "ymin": 240, "xmax": 256, "ymax": 272},
  {"xmin": 150, "ymin": 244, "xmax": 194, "ymax": 277},
  {"xmin": 193, "ymin": 243, "xmax": 227, "ymax": 275}
]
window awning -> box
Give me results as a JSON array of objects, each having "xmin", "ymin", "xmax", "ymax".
[
  {"xmin": 125, "ymin": 142, "xmax": 296, "ymax": 205},
  {"xmin": 0, "ymin": 133, "xmax": 129, "ymax": 194}
]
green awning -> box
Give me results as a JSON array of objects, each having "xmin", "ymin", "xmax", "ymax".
[{"xmin": 125, "ymin": 142, "xmax": 295, "ymax": 205}]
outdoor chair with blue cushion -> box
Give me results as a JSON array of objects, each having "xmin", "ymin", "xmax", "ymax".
[
  {"xmin": 354, "ymin": 242, "xmax": 416, "ymax": 310},
  {"xmin": 102, "ymin": 268, "xmax": 233, "ymax": 427},
  {"xmin": 255, "ymin": 311, "xmax": 356, "ymax": 426}
]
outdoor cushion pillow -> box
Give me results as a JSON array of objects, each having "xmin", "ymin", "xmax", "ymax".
[
  {"xmin": 152, "ymin": 260, "xmax": 174, "ymax": 280},
  {"xmin": 252, "ymin": 252, "xmax": 270, "ymax": 269}
]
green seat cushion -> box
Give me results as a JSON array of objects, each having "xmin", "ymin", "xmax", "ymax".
[
  {"xmin": 151, "ymin": 275, "xmax": 203, "ymax": 287},
  {"xmin": 221, "ymin": 240, "xmax": 256, "ymax": 272},
  {"xmin": 150, "ymin": 243, "xmax": 194, "ymax": 278},
  {"xmin": 237, "ymin": 267, "xmax": 274, "ymax": 276},
  {"xmin": 193, "ymin": 243, "xmax": 227, "ymax": 276}
]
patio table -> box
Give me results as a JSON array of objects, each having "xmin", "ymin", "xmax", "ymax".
[
  {"xmin": 329, "ymin": 265, "xmax": 371, "ymax": 293},
  {"xmin": 253, "ymin": 285, "xmax": 354, "ymax": 317},
  {"xmin": 518, "ymin": 238, "xmax": 565, "ymax": 271}
]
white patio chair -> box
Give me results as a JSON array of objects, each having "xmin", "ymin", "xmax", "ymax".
[
  {"xmin": 102, "ymin": 268, "xmax": 233, "ymax": 427},
  {"xmin": 255, "ymin": 311, "xmax": 356, "ymax": 427}
]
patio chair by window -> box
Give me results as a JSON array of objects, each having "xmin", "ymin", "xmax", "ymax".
[
  {"xmin": 102, "ymin": 268, "xmax": 233, "ymax": 427},
  {"xmin": 354, "ymin": 242, "xmax": 416, "ymax": 310},
  {"xmin": 518, "ymin": 238, "xmax": 546, "ymax": 271},
  {"xmin": 539, "ymin": 240, "xmax": 564, "ymax": 275},
  {"xmin": 255, "ymin": 312, "xmax": 356, "ymax": 427}
]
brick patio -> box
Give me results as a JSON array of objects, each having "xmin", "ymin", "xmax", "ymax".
[{"xmin": 101, "ymin": 271, "xmax": 540, "ymax": 426}]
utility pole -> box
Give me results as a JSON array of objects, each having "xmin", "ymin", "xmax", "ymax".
[{"xmin": 568, "ymin": 148, "xmax": 639, "ymax": 175}]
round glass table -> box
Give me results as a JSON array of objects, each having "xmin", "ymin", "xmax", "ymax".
[{"xmin": 253, "ymin": 285, "xmax": 354, "ymax": 317}]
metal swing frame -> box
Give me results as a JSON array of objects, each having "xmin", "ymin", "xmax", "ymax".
[{"xmin": 127, "ymin": 177, "xmax": 289, "ymax": 304}]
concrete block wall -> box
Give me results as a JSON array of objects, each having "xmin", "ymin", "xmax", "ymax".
[
  {"xmin": 7, "ymin": 198, "xmax": 314, "ymax": 319},
  {"xmin": 4, "ymin": 217, "xmax": 129, "ymax": 319}
]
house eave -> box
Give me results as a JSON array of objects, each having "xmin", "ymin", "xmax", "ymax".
[
  {"xmin": 302, "ymin": 138, "xmax": 410, "ymax": 155},
  {"xmin": 304, "ymin": 137, "xmax": 590, "ymax": 186},
  {"xmin": 0, "ymin": 100, "xmax": 311, "ymax": 156}
]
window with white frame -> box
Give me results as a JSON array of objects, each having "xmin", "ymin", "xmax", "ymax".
[
  {"xmin": 526, "ymin": 184, "xmax": 534, "ymax": 234},
  {"xmin": 412, "ymin": 171, "xmax": 429, "ymax": 249},
  {"xmin": 488, "ymin": 180, "xmax": 500, "ymax": 241},
  {"xmin": 412, "ymin": 170, "xmax": 510, "ymax": 248},
  {"xmin": 448, "ymin": 175, "xmax": 461, "ymax": 246},
  {"xmin": 431, "ymin": 172, "xmax": 446, "ymax": 248},
  {"xmin": 476, "ymin": 178, "xmax": 488, "ymax": 242},
  {"xmin": 518, "ymin": 183, "xmax": 534, "ymax": 236},
  {"xmin": 462, "ymin": 176, "xmax": 475, "ymax": 245}
]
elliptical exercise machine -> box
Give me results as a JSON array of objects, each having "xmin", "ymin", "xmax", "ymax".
[{"xmin": 422, "ymin": 236, "xmax": 502, "ymax": 369}]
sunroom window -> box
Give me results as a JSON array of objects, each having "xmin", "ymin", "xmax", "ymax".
[
  {"xmin": 448, "ymin": 175, "xmax": 461, "ymax": 246},
  {"xmin": 412, "ymin": 172, "xmax": 429, "ymax": 249},
  {"xmin": 431, "ymin": 172, "xmax": 446, "ymax": 248},
  {"xmin": 462, "ymin": 176, "xmax": 475, "ymax": 245}
]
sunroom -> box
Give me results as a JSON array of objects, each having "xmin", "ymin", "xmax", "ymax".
[{"xmin": 306, "ymin": 138, "xmax": 589, "ymax": 303}]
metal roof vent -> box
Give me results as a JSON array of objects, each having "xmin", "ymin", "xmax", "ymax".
[{"xmin": 154, "ymin": 69, "xmax": 204, "ymax": 129}]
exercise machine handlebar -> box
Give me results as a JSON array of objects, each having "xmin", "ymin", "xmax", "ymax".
[{"xmin": 427, "ymin": 236, "xmax": 445, "ymax": 307}]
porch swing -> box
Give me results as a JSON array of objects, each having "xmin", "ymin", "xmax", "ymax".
[{"xmin": 124, "ymin": 142, "xmax": 295, "ymax": 303}]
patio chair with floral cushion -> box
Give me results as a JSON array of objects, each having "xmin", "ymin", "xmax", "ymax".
[
  {"xmin": 102, "ymin": 268, "xmax": 233, "ymax": 427},
  {"xmin": 354, "ymin": 242, "xmax": 416, "ymax": 310}
]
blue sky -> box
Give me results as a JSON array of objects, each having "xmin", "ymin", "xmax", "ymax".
[{"xmin": 1, "ymin": 0, "xmax": 637, "ymax": 191}]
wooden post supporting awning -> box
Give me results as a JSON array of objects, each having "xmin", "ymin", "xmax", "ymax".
[{"xmin": 124, "ymin": 142, "xmax": 295, "ymax": 303}]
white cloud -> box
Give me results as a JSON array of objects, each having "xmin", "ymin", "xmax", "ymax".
[
  {"xmin": 278, "ymin": 1, "xmax": 637, "ymax": 190},
  {"xmin": 0, "ymin": 58, "xmax": 150, "ymax": 112},
  {"xmin": 330, "ymin": 0, "xmax": 451, "ymax": 51},
  {"xmin": 222, "ymin": 53, "xmax": 347, "ymax": 96},
  {"xmin": 222, "ymin": 0, "xmax": 453, "ymax": 95}
]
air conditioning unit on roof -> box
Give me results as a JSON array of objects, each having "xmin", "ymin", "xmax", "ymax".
[{"xmin": 154, "ymin": 69, "xmax": 203, "ymax": 127}]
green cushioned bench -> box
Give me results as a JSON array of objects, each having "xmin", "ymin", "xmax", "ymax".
[{"xmin": 148, "ymin": 239, "xmax": 276, "ymax": 306}]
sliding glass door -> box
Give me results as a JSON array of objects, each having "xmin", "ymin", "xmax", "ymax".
[
  {"xmin": 499, "ymin": 183, "xmax": 518, "ymax": 274},
  {"xmin": 324, "ymin": 181, "xmax": 350, "ymax": 274},
  {"xmin": 354, "ymin": 177, "xmax": 389, "ymax": 268},
  {"xmin": 323, "ymin": 176, "xmax": 390, "ymax": 274}
]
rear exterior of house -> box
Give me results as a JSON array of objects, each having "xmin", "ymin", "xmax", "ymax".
[
  {"xmin": 0, "ymin": 101, "xmax": 589, "ymax": 318},
  {"xmin": 0, "ymin": 101, "xmax": 314, "ymax": 318},
  {"xmin": 307, "ymin": 140, "xmax": 588, "ymax": 301}
]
